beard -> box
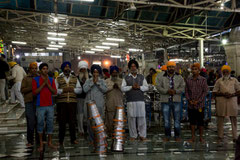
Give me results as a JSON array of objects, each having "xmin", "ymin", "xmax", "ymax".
[
  {"xmin": 223, "ymin": 74, "xmax": 230, "ymax": 81},
  {"xmin": 79, "ymin": 72, "xmax": 89, "ymax": 82},
  {"xmin": 168, "ymin": 69, "xmax": 175, "ymax": 74}
]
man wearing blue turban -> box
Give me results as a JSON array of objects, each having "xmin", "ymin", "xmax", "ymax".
[
  {"xmin": 105, "ymin": 66, "xmax": 123, "ymax": 136},
  {"xmin": 83, "ymin": 64, "xmax": 108, "ymax": 143},
  {"xmin": 55, "ymin": 61, "xmax": 82, "ymax": 145}
]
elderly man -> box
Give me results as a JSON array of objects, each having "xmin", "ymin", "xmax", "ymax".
[
  {"xmin": 83, "ymin": 64, "xmax": 108, "ymax": 143},
  {"xmin": 105, "ymin": 66, "xmax": 123, "ymax": 136},
  {"xmin": 8, "ymin": 61, "xmax": 26, "ymax": 107},
  {"xmin": 77, "ymin": 61, "xmax": 89, "ymax": 136},
  {"xmin": 156, "ymin": 61, "xmax": 185, "ymax": 142},
  {"xmin": 213, "ymin": 65, "xmax": 240, "ymax": 143},
  {"xmin": 21, "ymin": 62, "xmax": 38, "ymax": 147},
  {"xmin": 121, "ymin": 60, "xmax": 149, "ymax": 141},
  {"xmin": 55, "ymin": 62, "xmax": 82, "ymax": 145},
  {"xmin": 185, "ymin": 63, "xmax": 208, "ymax": 143}
]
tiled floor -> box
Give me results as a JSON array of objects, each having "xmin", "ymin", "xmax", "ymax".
[{"xmin": 0, "ymin": 116, "xmax": 238, "ymax": 160}]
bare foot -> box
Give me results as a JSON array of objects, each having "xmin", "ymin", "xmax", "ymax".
[
  {"xmin": 175, "ymin": 138, "xmax": 181, "ymax": 142},
  {"xmin": 129, "ymin": 137, "xmax": 136, "ymax": 141},
  {"xmin": 140, "ymin": 137, "xmax": 147, "ymax": 142},
  {"xmin": 38, "ymin": 145, "xmax": 43, "ymax": 152},
  {"xmin": 72, "ymin": 140, "xmax": 79, "ymax": 144},
  {"xmin": 187, "ymin": 137, "xmax": 195, "ymax": 143},
  {"xmin": 48, "ymin": 143, "xmax": 58, "ymax": 150},
  {"xmin": 26, "ymin": 143, "xmax": 33, "ymax": 147},
  {"xmin": 199, "ymin": 137, "xmax": 205, "ymax": 144},
  {"xmin": 163, "ymin": 137, "xmax": 170, "ymax": 142}
]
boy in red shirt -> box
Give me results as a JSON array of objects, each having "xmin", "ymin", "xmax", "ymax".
[{"xmin": 32, "ymin": 63, "xmax": 57, "ymax": 152}]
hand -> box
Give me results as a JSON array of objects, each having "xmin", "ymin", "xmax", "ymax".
[
  {"xmin": 43, "ymin": 76, "xmax": 48, "ymax": 86},
  {"xmin": 93, "ymin": 77, "xmax": 98, "ymax": 83},
  {"xmin": 132, "ymin": 83, "xmax": 139, "ymax": 90},
  {"xmin": 113, "ymin": 83, "xmax": 119, "ymax": 89},
  {"xmin": 168, "ymin": 89, "xmax": 176, "ymax": 95},
  {"xmin": 82, "ymin": 77, "xmax": 86, "ymax": 83}
]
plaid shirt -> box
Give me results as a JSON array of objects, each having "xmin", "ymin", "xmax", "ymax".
[{"xmin": 185, "ymin": 75, "xmax": 209, "ymax": 109}]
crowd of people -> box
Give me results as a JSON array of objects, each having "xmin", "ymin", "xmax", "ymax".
[{"xmin": 0, "ymin": 54, "xmax": 240, "ymax": 153}]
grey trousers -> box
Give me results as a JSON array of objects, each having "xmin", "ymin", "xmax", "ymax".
[{"xmin": 128, "ymin": 116, "xmax": 147, "ymax": 138}]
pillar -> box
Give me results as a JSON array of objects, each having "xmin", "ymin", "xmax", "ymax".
[
  {"xmin": 199, "ymin": 39, "xmax": 204, "ymax": 68},
  {"xmin": 224, "ymin": 27, "xmax": 240, "ymax": 76}
]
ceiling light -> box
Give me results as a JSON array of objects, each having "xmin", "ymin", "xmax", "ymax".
[
  {"xmin": 85, "ymin": 51, "xmax": 95, "ymax": 54},
  {"xmin": 78, "ymin": 56, "xmax": 81, "ymax": 60},
  {"xmin": 12, "ymin": 41, "xmax": 27, "ymax": 45},
  {"xmin": 106, "ymin": 38, "xmax": 125, "ymax": 42},
  {"xmin": 47, "ymin": 37, "xmax": 65, "ymax": 41},
  {"xmin": 53, "ymin": 17, "xmax": 58, "ymax": 23},
  {"xmin": 79, "ymin": 0, "xmax": 94, "ymax": 2},
  {"xmin": 222, "ymin": 39, "xmax": 228, "ymax": 45},
  {"xmin": 111, "ymin": 55, "xmax": 121, "ymax": 58},
  {"xmin": 102, "ymin": 42, "xmax": 119, "ymax": 46},
  {"xmin": 95, "ymin": 46, "xmax": 110, "ymax": 49},
  {"xmin": 48, "ymin": 32, "xmax": 68, "ymax": 36},
  {"xmin": 129, "ymin": 48, "xmax": 143, "ymax": 52},
  {"xmin": 58, "ymin": 42, "xmax": 66, "ymax": 45},
  {"xmin": 49, "ymin": 45, "xmax": 63, "ymax": 48},
  {"xmin": 46, "ymin": 47, "xmax": 59, "ymax": 50},
  {"xmin": 91, "ymin": 48, "xmax": 104, "ymax": 52},
  {"xmin": 16, "ymin": 55, "xmax": 20, "ymax": 59},
  {"xmin": 37, "ymin": 49, "xmax": 45, "ymax": 51}
]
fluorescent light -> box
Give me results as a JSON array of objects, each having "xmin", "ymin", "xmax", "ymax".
[
  {"xmin": 95, "ymin": 46, "xmax": 110, "ymax": 49},
  {"xmin": 91, "ymin": 48, "xmax": 104, "ymax": 52},
  {"xmin": 93, "ymin": 61, "xmax": 101, "ymax": 65},
  {"xmin": 49, "ymin": 45, "xmax": 63, "ymax": 48},
  {"xmin": 39, "ymin": 53, "xmax": 49, "ymax": 56},
  {"xmin": 32, "ymin": 53, "xmax": 38, "ymax": 56},
  {"xmin": 111, "ymin": 55, "xmax": 121, "ymax": 58},
  {"xmin": 222, "ymin": 39, "xmax": 228, "ymax": 45},
  {"xmin": 85, "ymin": 51, "xmax": 95, "ymax": 54},
  {"xmin": 129, "ymin": 48, "xmax": 143, "ymax": 52},
  {"xmin": 24, "ymin": 53, "xmax": 30, "ymax": 56},
  {"xmin": 46, "ymin": 47, "xmax": 59, "ymax": 50},
  {"xmin": 106, "ymin": 38, "xmax": 125, "ymax": 42},
  {"xmin": 47, "ymin": 37, "xmax": 65, "ymax": 41},
  {"xmin": 102, "ymin": 42, "xmax": 119, "ymax": 46},
  {"xmin": 48, "ymin": 32, "xmax": 68, "ymax": 36},
  {"xmin": 59, "ymin": 52, "xmax": 63, "ymax": 56},
  {"xmin": 37, "ymin": 49, "xmax": 44, "ymax": 51},
  {"xmin": 12, "ymin": 41, "xmax": 27, "ymax": 45},
  {"xmin": 79, "ymin": 0, "xmax": 94, "ymax": 2},
  {"xmin": 59, "ymin": 42, "xmax": 66, "ymax": 45},
  {"xmin": 54, "ymin": 17, "xmax": 58, "ymax": 23}
]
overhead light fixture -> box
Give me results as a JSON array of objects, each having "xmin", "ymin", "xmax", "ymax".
[
  {"xmin": 47, "ymin": 37, "xmax": 65, "ymax": 41},
  {"xmin": 12, "ymin": 41, "xmax": 27, "ymax": 45},
  {"xmin": 53, "ymin": 17, "xmax": 58, "ymax": 23},
  {"xmin": 106, "ymin": 38, "xmax": 125, "ymax": 42},
  {"xmin": 78, "ymin": 56, "xmax": 81, "ymax": 60},
  {"xmin": 93, "ymin": 61, "xmax": 101, "ymax": 65},
  {"xmin": 49, "ymin": 44, "xmax": 63, "ymax": 48},
  {"xmin": 85, "ymin": 51, "xmax": 95, "ymax": 54},
  {"xmin": 222, "ymin": 39, "xmax": 228, "ymax": 45},
  {"xmin": 58, "ymin": 42, "xmax": 66, "ymax": 45},
  {"xmin": 95, "ymin": 46, "xmax": 110, "ymax": 49},
  {"xmin": 59, "ymin": 52, "xmax": 63, "ymax": 56},
  {"xmin": 91, "ymin": 48, "xmax": 104, "ymax": 52},
  {"xmin": 48, "ymin": 32, "xmax": 68, "ymax": 36},
  {"xmin": 16, "ymin": 55, "xmax": 20, "ymax": 59},
  {"xmin": 111, "ymin": 55, "xmax": 121, "ymax": 58},
  {"xmin": 37, "ymin": 48, "xmax": 45, "ymax": 51},
  {"xmin": 46, "ymin": 47, "xmax": 59, "ymax": 50},
  {"xmin": 102, "ymin": 42, "xmax": 119, "ymax": 46},
  {"xmin": 129, "ymin": 48, "xmax": 143, "ymax": 52},
  {"xmin": 78, "ymin": 0, "xmax": 94, "ymax": 2}
]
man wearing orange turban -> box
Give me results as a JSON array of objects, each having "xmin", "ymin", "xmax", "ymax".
[
  {"xmin": 213, "ymin": 65, "xmax": 240, "ymax": 143},
  {"xmin": 21, "ymin": 62, "xmax": 38, "ymax": 147},
  {"xmin": 185, "ymin": 63, "xmax": 208, "ymax": 143},
  {"xmin": 156, "ymin": 61, "xmax": 185, "ymax": 142}
]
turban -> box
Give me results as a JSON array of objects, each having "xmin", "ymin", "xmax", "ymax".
[
  {"xmin": 166, "ymin": 61, "xmax": 176, "ymax": 67},
  {"xmin": 91, "ymin": 64, "xmax": 102, "ymax": 74},
  {"xmin": 221, "ymin": 65, "xmax": 231, "ymax": 72},
  {"xmin": 78, "ymin": 61, "xmax": 88, "ymax": 69},
  {"xmin": 161, "ymin": 65, "xmax": 167, "ymax": 71},
  {"xmin": 191, "ymin": 63, "xmax": 200, "ymax": 70},
  {"xmin": 128, "ymin": 60, "xmax": 139, "ymax": 69},
  {"xmin": 61, "ymin": 61, "xmax": 71, "ymax": 71},
  {"xmin": 39, "ymin": 63, "xmax": 48, "ymax": 71},
  {"xmin": 110, "ymin": 66, "xmax": 119, "ymax": 74},
  {"xmin": 8, "ymin": 61, "xmax": 17, "ymax": 68},
  {"xmin": 29, "ymin": 62, "xmax": 37, "ymax": 69}
]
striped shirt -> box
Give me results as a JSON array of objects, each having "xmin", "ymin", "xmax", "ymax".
[{"xmin": 185, "ymin": 75, "xmax": 209, "ymax": 109}]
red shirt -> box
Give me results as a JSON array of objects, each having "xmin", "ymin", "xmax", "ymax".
[{"xmin": 32, "ymin": 76, "xmax": 56, "ymax": 107}]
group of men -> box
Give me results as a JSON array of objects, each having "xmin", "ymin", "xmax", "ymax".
[{"xmin": 1, "ymin": 56, "xmax": 239, "ymax": 151}]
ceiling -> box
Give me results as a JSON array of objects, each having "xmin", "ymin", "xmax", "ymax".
[{"xmin": 0, "ymin": 0, "xmax": 240, "ymax": 56}]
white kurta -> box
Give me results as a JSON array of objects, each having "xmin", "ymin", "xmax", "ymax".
[{"xmin": 121, "ymin": 73, "xmax": 149, "ymax": 138}]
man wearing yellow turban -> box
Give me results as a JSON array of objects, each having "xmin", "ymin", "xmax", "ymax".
[
  {"xmin": 156, "ymin": 61, "xmax": 185, "ymax": 142},
  {"xmin": 21, "ymin": 62, "xmax": 38, "ymax": 147},
  {"xmin": 213, "ymin": 65, "xmax": 240, "ymax": 143}
]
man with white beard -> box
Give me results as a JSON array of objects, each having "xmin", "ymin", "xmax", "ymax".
[
  {"xmin": 77, "ymin": 61, "xmax": 89, "ymax": 136},
  {"xmin": 213, "ymin": 65, "xmax": 240, "ymax": 143}
]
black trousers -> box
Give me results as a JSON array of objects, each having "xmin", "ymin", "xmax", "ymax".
[
  {"xmin": 57, "ymin": 102, "xmax": 77, "ymax": 144},
  {"xmin": 188, "ymin": 108, "xmax": 204, "ymax": 126}
]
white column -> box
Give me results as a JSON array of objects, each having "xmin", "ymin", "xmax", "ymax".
[{"xmin": 199, "ymin": 39, "xmax": 204, "ymax": 68}]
